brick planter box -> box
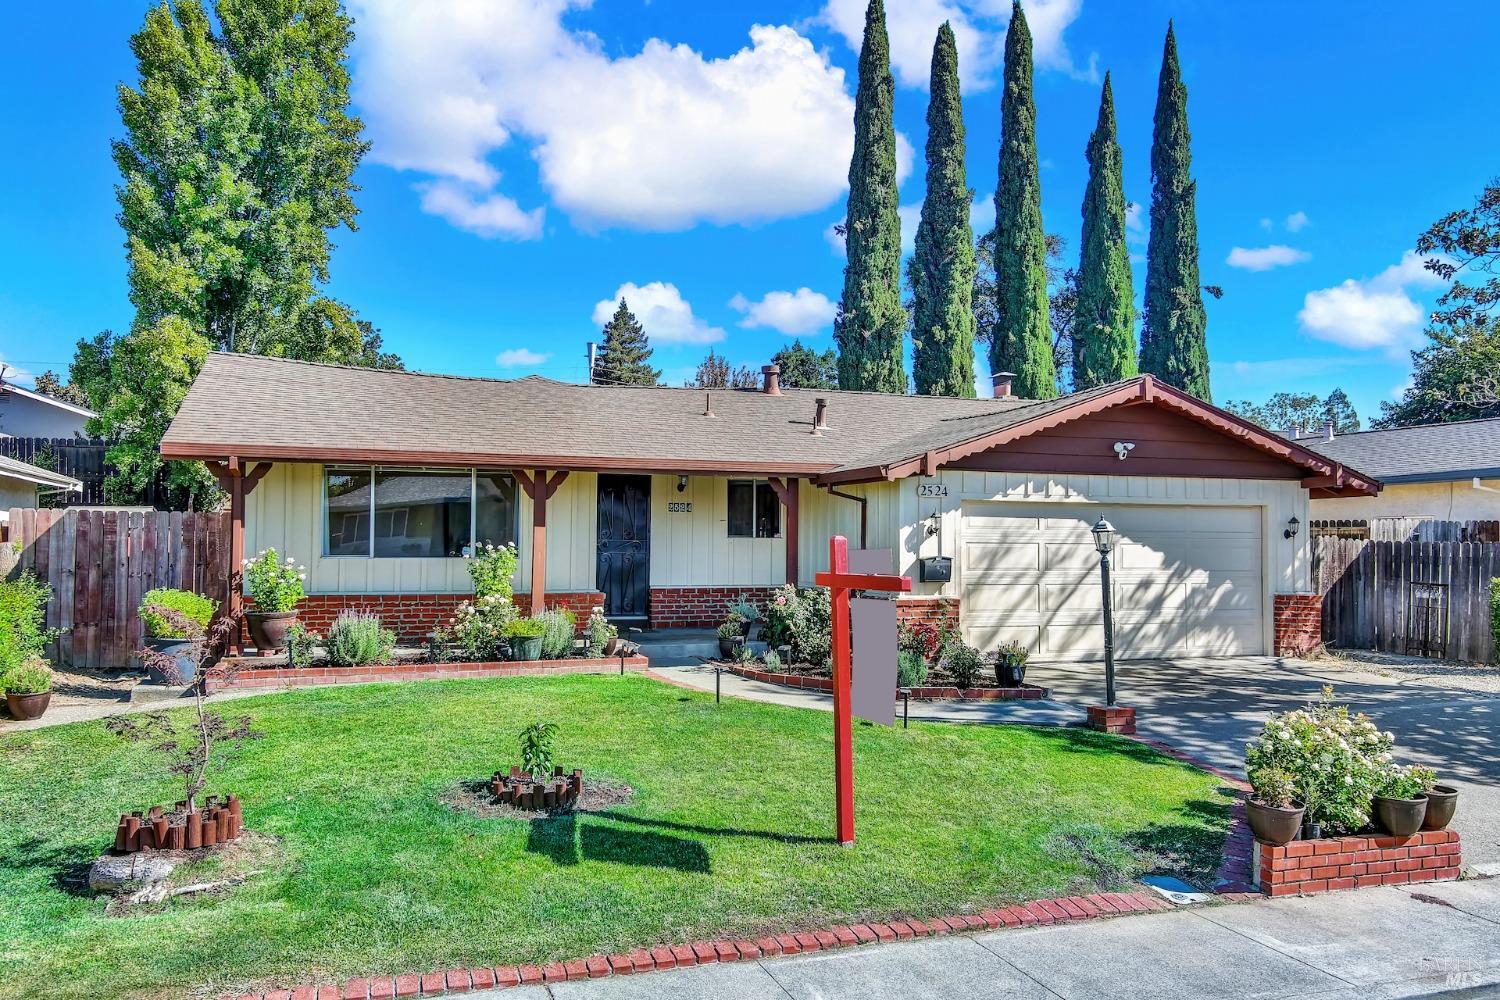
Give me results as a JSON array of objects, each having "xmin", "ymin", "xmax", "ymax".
[
  {"xmin": 1253, "ymin": 829, "xmax": 1461, "ymax": 897},
  {"xmin": 722, "ymin": 663, "xmax": 1049, "ymax": 700},
  {"xmin": 208, "ymin": 656, "xmax": 650, "ymax": 692},
  {"xmin": 1086, "ymin": 706, "xmax": 1136, "ymax": 734}
]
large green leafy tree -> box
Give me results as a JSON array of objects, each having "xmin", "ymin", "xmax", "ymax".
[
  {"xmin": 771, "ymin": 341, "xmax": 839, "ymax": 389},
  {"xmin": 1377, "ymin": 319, "xmax": 1500, "ymax": 427},
  {"xmin": 976, "ymin": 230, "xmax": 1074, "ymax": 391},
  {"xmin": 689, "ymin": 350, "xmax": 757, "ymax": 389},
  {"xmin": 835, "ymin": 0, "xmax": 906, "ymax": 394},
  {"xmin": 989, "ymin": 2, "xmax": 1054, "ymax": 399},
  {"xmin": 1139, "ymin": 23, "xmax": 1210, "ymax": 400},
  {"xmin": 1224, "ymin": 390, "xmax": 1361, "ymax": 434},
  {"xmin": 72, "ymin": 0, "xmax": 392, "ymax": 505},
  {"xmin": 593, "ymin": 300, "xmax": 661, "ymax": 386},
  {"xmin": 1073, "ymin": 73, "xmax": 1137, "ymax": 389},
  {"xmin": 909, "ymin": 23, "xmax": 976, "ymax": 397}
]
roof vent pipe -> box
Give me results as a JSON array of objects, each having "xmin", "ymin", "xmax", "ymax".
[
  {"xmin": 761, "ymin": 364, "xmax": 782, "ymax": 395},
  {"xmin": 991, "ymin": 371, "xmax": 1017, "ymax": 398},
  {"xmin": 703, "ymin": 391, "xmax": 716, "ymax": 418},
  {"xmin": 812, "ymin": 397, "xmax": 828, "ymax": 435},
  {"xmin": 1324, "ymin": 420, "xmax": 1335, "ymax": 442}
]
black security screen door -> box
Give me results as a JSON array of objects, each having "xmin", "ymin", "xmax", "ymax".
[{"xmin": 596, "ymin": 475, "xmax": 651, "ymax": 619}]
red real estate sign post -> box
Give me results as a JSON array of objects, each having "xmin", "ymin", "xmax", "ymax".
[{"xmin": 815, "ymin": 535, "xmax": 911, "ymax": 846}]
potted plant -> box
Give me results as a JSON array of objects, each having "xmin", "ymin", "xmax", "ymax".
[
  {"xmin": 138, "ymin": 588, "xmax": 217, "ymax": 683},
  {"xmin": 243, "ymin": 549, "xmax": 306, "ymax": 653},
  {"xmin": 993, "ymin": 640, "xmax": 1029, "ymax": 687},
  {"xmin": 727, "ymin": 597, "xmax": 760, "ymax": 639},
  {"xmin": 1245, "ymin": 766, "xmax": 1305, "ymax": 845},
  {"xmin": 1373, "ymin": 764, "xmax": 1433, "ymax": 837},
  {"xmin": 717, "ymin": 620, "xmax": 744, "ymax": 660},
  {"xmin": 502, "ymin": 617, "xmax": 547, "ymax": 661},
  {"xmin": 1423, "ymin": 779, "xmax": 1460, "ymax": 831},
  {"xmin": 4, "ymin": 657, "xmax": 53, "ymax": 720}
]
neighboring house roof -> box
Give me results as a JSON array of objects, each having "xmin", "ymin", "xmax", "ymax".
[
  {"xmin": 0, "ymin": 454, "xmax": 83, "ymax": 493},
  {"xmin": 160, "ymin": 353, "xmax": 1377, "ymax": 495},
  {"xmin": 0, "ymin": 381, "xmax": 97, "ymax": 420},
  {"xmin": 1301, "ymin": 417, "xmax": 1500, "ymax": 484}
]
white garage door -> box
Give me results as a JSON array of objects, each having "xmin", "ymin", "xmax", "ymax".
[{"xmin": 961, "ymin": 503, "xmax": 1264, "ymax": 660}]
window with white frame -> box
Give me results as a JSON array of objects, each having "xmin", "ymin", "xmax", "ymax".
[
  {"xmin": 726, "ymin": 479, "xmax": 780, "ymax": 538},
  {"xmin": 324, "ymin": 467, "xmax": 518, "ymax": 557}
]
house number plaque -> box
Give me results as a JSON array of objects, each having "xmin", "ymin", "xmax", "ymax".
[
  {"xmin": 916, "ymin": 483, "xmax": 948, "ymax": 498},
  {"xmin": 666, "ymin": 501, "xmax": 693, "ymax": 513}
]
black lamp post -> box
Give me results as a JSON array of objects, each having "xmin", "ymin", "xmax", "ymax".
[{"xmin": 1091, "ymin": 516, "xmax": 1118, "ymax": 707}]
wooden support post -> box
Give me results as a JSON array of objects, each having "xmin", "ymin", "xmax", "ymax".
[
  {"xmin": 767, "ymin": 477, "xmax": 800, "ymax": 586},
  {"xmin": 515, "ymin": 470, "xmax": 569, "ymax": 614},
  {"xmin": 207, "ymin": 459, "xmax": 272, "ymax": 655}
]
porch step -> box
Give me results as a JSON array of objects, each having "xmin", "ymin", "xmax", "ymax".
[{"xmin": 629, "ymin": 629, "xmax": 765, "ymax": 666}]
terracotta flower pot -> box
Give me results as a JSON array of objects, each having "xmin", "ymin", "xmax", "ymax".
[
  {"xmin": 5, "ymin": 690, "xmax": 51, "ymax": 720},
  {"xmin": 1374, "ymin": 794, "xmax": 1428, "ymax": 838},
  {"xmin": 245, "ymin": 609, "xmax": 299, "ymax": 652},
  {"xmin": 1246, "ymin": 798, "xmax": 1305, "ymax": 846},
  {"xmin": 1422, "ymin": 784, "xmax": 1459, "ymax": 831},
  {"xmin": 144, "ymin": 637, "xmax": 199, "ymax": 684}
]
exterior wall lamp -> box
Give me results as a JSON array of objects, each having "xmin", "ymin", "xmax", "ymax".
[
  {"xmin": 1090, "ymin": 516, "xmax": 1118, "ymax": 707},
  {"xmin": 1284, "ymin": 516, "xmax": 1300, "ymax": 540},
  {"xmin": 677, "ymin": 475, "xmax": 688, "ymax": 493}
]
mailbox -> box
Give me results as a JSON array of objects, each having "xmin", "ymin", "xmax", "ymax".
[{"xmin": 918, "ymin": 556, "xmax": 952, "ymax": 583}]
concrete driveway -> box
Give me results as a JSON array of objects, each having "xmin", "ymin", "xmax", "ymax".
[{"xmin": 1026, "ymin": 655, "xmax": 1500, "ymax": 866}]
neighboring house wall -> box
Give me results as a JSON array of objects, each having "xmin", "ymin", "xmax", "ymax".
[
  {"xmin": 1311, "ymin": 479, "xmax": 1500, "ymax": 522},
  {"xmin": 0, "ymin": 477, "xmax": 36, "ymax": 510},
  {"xmin": 0, "ymin": 390, "xmax": 91, "ymax": 439}
]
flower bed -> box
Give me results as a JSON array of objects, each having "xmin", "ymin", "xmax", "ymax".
[
  {"xmin": 1254, "ymin": 828, "xmax": 1461, "ymax": 897},
  {"xmin": 209, "ymin": 655, "xmax": 650, "ymax": 691},
  {"xmin": 720, "ymin": 662, "xmax": 1049, "ymax": 700},
  {"xmin": 114, "ymin": 795, "xmax": 243, "ymax": 854}
]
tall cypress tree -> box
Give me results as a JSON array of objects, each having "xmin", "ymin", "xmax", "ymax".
[
  {"xmin": 1140, "ymin": 23, "xmax": 1211, "ymax": 400},
  {"xmin": 1073, "ymin": 73, "xmax": 1137, "ymax": 389},
  {"xmin": 594, "ymin": 300, "xmax": 661, "ymax": 385},
  {"xmin": 835, "ymin": 0, "xmax": 906, "ymax": 394},
  {"xmin": 910, "ymin": 23, "xmax": 977, "ymax": 397},
  {"xmin": 990, "ymin": 2, "xmax": 1054, "ymax": 399}
]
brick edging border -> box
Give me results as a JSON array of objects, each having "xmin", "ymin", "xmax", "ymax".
[
  {"xmin": 208, "ymin": 656, "xmax": 650, "ymax": 691},
  {"xmin": 719, "ymin": 662, "xmax": 1050, "ymax": 701},
  {"xmin": 220, "ymin": 889, "xmax": 1183, "ymax": 1000}
]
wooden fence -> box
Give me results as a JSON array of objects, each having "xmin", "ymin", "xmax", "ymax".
[
  {"xmin": 1311, "ymin": 518, "xmax": 1500, "ymax": 542},
  {"xmin": 1313, "ymin": 536, "xmax": 1500, "ymax": 663},
  {"xmin": 4, "ymin": 507, "xmax": 231, "ymax": 669},
  {"xmin": 0, "ymin": 437, "xmax": 181, "ymax": 508}
]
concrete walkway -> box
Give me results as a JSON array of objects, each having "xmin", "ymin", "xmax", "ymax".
[
  {"xmin": 467, "ymin": 878, "xmax": 1500, "ymax": 999},
  {"xmin": 651, "ymin": 663, "xmax": 1088, "ymax": 727}
]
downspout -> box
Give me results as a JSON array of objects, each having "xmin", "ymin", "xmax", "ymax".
[{"xmin": 822, "ymin": 485, "xmax": 867, "ymax": 549}]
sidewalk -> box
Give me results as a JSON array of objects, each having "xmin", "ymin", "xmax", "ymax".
[{"xmin": 468, "ymin": 878, "xmax": 1500, "ymax": 999}]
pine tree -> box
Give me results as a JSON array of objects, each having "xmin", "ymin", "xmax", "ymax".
[
  {"xmin": 594, "ymin": 300, "xmax": 661, "ymax": 386},
  {"xmin": 990, "ymin": 2, "xmax": 1054, "ymax": 399},
  {"xmin": 1140, "ymin": 23, "xmax": 1211, "ymax": 400},
  {"xmin": 834, "ymin": 0, "xmax": 907, "ymax": 393},
  {"xmin": 1073, "ymin": 73, "xmax": 1137, "ymax": 389},
  {"xmin": 910, "ymin": 23, "xmax": 977, "ymax": 397}
]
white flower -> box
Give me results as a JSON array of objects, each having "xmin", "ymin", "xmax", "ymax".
[
  {"xmin": 1344, "ymin": 775, "xmax": 1353, "ymax": 785},
  {"xmin": 298, "ymin": 573, "xmax": 307, "ymax": 581}
]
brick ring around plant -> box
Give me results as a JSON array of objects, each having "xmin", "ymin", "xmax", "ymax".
[
  {"xmin": 114, "ymin": 795, "xmax": 243, "ymax": 854},
  {"xmin": 491, "ymin": 767, "xmax": 583, "ymax": 812}
]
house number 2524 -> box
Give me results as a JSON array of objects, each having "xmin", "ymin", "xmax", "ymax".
[{"xmin": 917, "ymin": 483, "xmax": 948, "ymax": 498}]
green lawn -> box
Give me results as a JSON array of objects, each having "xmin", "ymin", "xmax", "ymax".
[{"xmin": 0, "ymin": 675, "xmax": 1235, "ymax": 1000}]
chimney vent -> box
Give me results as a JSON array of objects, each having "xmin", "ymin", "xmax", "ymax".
[
  {"xmin": 761, "ymin": 364, "xmax": 782, "ymax": 395},
  {"xmin": 991, "ymin": 371, "xmax": 1017, "ymax": 398},
  {"xmin": 1324, "ymin": 420, "xmax": 1335, "ymax": 442},
  {"xmin": 703, "ymin": 391, "xmax": 715, "ymax": 418},
  {"xmin": 812, "ymin": 397, "xmax": 829, "ymax": 435}
]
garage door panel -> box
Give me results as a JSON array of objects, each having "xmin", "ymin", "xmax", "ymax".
[{"xmin": 962, "ymin": 501, "xmax": 1264, "ymax": 660}]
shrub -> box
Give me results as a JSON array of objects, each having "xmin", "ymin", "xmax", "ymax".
[
  {"xmin": 762, "ymin": 585, "xmax": 833, "ymax": 667},
  {"xmin": 519, "ymin": 721, "xmax": 557, "ymax": 780},
  {"xmin": 537, "ymin": 609, "xmax": 577, "ymax": 659},
  {"xmin": 287, "ymin": 621, "xmax": 320, "ymax": 668},
  {"xmin": 897, "ymin": 649, "xmax": 928, "ymax": 688},
  {"xmin": 0, "ymin": 572, "xmax": 55, "ymax": 674},
  {"xmin": 139, "ymin": 588, "xmax": 217, "ymax": 639},
  {"xmin": 726, "ymin": 596, "xmax": 760, "ymax": 623},
  {"xmin": 1377, "ymin": 763, "xmax": 1436, "ymax": 801},
  {"xmin": 443, "ymin": 594, "xmax": 517, "ymax": 661},
  {"xmin": 584, "ymin": 608, "xmax": 617, "ymax": 657},
  {"xmin": 465, "ymin": 542, "xmax": 519, "ymax": 601},
  {"xmin": 761, "ymin": 648, "xmax": 782, "ymax": 672},
  {"xmin": 244, "ymin": 549, "xmax": 305, "ymax": 612},
  {"xmin": 1245, "ymin": 687, "xmax": 1393, "ymax": 834},
  {"xmin": 325, "ymin": 611, "xmax": 395, "ymax": 667},
  {"xmin": 3, "ymin": 656, "xmax": 53, "ymax": 694},
  {"xmin": 502, "ymin": 617, "xmax": 548, "ymax": 640},
  {"xmin": 938, "ymin": 641, "xmax": 984, "ymax": 689},
  {"xmin": 898, "ymin": 614, "xmax": 960, "ymax": 663},
  {"xmin": 1248, "ymin": 765, "xmax": 1299, "ymax": 809},
  {"xmin": 717, "ymin": 620, "xmax": 743, "ymax": 640}
]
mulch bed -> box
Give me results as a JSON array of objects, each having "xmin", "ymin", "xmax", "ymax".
[{"xmin": 440, "ymin": 778, "xmax": 635, "ymax": 821}]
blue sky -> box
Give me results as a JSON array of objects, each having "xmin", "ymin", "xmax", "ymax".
[{"xmin": 1, "ymin": 0, "xmax": 1496, "ymax": 426}]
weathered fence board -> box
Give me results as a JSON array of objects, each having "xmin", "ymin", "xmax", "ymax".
[
  {"xmin": 0, "ymin": 437, "xmax": 181, "ymax": 508},
  {"xmin": 1311, "ymin": 518, "xmax": 1500, "ymax": 542},
  {"xmin": 1313, "ymin": 535, "xmax": 1500, "ymax": 664},
  {"xmin": 5, "ymin": 507, "xmax": 230, "ymax": 669}
]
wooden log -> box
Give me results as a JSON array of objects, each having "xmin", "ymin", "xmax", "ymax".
[
  {"xmin": 169, "ymin": 824, "xmax": 185, "ymax": 851},
  {"xmin": 115, "ymin": 816, "xmax": 130, "ymax": 853},
  {"xmin": 218, "ymin": 809, "xmax": 232, "ymax": 843},
  {"xmin": 201, "ymin": 814, "xmax": 217, "ymax": 847},
  {"xmin": 186, "ymin": 811, "xmax": 202, "ymax": 850},
  {"xmin": 152, "ymin": 816, "xmax": 169, "ymax": 849}
]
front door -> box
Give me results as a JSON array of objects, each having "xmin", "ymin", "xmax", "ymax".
[{"xmin": 596, "ymin": 475, "xmax": 651, "ymax": 619}]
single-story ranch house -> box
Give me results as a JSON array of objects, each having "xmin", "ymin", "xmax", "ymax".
[{"xmin": 160, "ymin": 353, "xmax": 1379, "ymax": 661}]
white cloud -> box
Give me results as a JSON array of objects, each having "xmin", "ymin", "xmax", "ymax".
[
  {"xmin": 1226, "ymin": 245, "xmax": 1312, "ymax": 272},
  {"xmin": 729, "ymin": 288, "xmax": 836, "ymax": 335},
  {"xmin": 592, "ymin": 282, "xmax": 724, "ymax": 346},
  {"xmin": 824, "ymin": 189, "xmax": 928, "ymax": 256},
  {"xmin": 1259, "ymin": 217, "xmax": 1273, "ymax": 231},
  {"xmin": 819, "ymin": 0, "xmax": 1094, "ymax": 91},
  {"xmin": 496, "ymin": 348, "xmax": 550, "ymax": 367},
  {"xmin": 824, "ymin": 219, "xmax": 847, "ymax": 256},
  {"xmin": 1285, "ymin": 211, "xmax": 1310, "ymax": 233},
  {"xmin": 352, "ymin": 2, "xmax": 878, "ymax": 232},
  {"xmin": 1297, "ymin": 251, "xmax": 1446, "ymax": 351},
  {"xmin": 1125, "ymin": 201, "xmax": 1144, "ymax": 241}
]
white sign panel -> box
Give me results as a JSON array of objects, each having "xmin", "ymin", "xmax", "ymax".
[{"xmin": 851, "ymin": 597, "xmax": 898, "ymax": 726}]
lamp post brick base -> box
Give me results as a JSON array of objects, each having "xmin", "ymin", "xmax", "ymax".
[{"xmin": 1086, "ymin": 705, "xmax": 1136, "ymax": 735}]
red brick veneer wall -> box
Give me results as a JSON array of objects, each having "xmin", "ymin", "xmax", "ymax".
[
  {"xmin": 1254, "ymin": 829, "xmax": 1460, "ymax": 896},
  {"xmin": 648, "ymin": 587, "xmax": 778, "ymax": 629},
  {"xmin": 1273, "ymin": 593, "xmax": 1322, "ymax": 657},
  {"xmin": 245, "ymin": 591, "xmax": 604, "ymax": 644},
  {"xmin": 894, "ymin": 597, "xmax": 960, "ymax": 629}
]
